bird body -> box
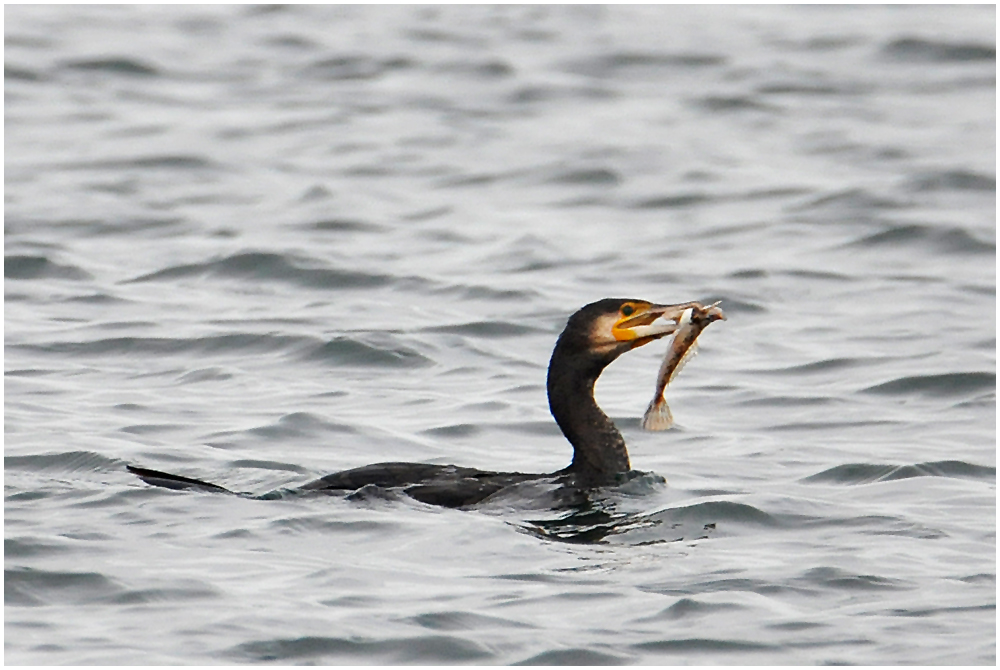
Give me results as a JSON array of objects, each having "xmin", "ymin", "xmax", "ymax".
[{"xmin": 128, "ymin": 298, "xmax": 718, "ymax": 508}]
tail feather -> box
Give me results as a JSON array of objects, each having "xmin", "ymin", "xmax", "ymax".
[{"xmin": 126, "ymin": 465, "xmax": 234, "ymax": 494}]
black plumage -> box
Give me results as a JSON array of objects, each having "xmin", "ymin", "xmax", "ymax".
[{"xmin": 128, "ymin": 298, "xmax": 693, "ymax": 508}]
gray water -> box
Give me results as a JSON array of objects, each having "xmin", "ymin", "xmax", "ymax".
[{"xmin": 5, "ymin": 5, "xmax": 996, "ymax": 665}]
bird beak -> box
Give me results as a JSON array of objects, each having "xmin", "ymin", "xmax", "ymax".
[{"xmin": 612, "ymin": 302, "xmax": 702, "ymax": 343}]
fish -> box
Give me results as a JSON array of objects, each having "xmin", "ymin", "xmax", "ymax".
[{"xmin": 641, "ymin": 301, "xmax": 726, "ymax": 431}]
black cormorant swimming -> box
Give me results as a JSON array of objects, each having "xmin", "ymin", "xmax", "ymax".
[{"xmin": 128, "ymin": 298, "xmax": 712, "ymax": 508}]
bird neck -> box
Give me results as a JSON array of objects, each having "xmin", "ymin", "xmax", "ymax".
[{"xmin": 547, "ymin": 345, "xmax": 631, "ymax": 486}]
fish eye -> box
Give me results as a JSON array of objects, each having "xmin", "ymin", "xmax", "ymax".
[{"xmin": 621, "ymin": 304, "xmax": 635, "ymax": 317}]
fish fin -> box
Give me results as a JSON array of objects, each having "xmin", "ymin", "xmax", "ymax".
[
  {"xmin": 665, "ymin": 341, "xmax": 698, "ymax": 385},
  {"xmin": 642, "ymin": 397, "xmax": 674, "ymax": 431}
]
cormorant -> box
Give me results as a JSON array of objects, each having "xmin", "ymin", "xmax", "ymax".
[{"xmin": 128, "ymin": 298, "xmax": 709, "ymax": 508}]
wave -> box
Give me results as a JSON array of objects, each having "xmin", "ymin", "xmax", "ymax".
[
  {"xmin": 882, "ymin": 37, "xmax": 995, "ymax": 63},
  {"xmin": 419, "ymin": 321, "xmax": 544, "ymax": 338},
  {"xmin": 5, "ymin": 450, "xmax": 121, "ymax": 474},
  {"xmin": 5, "ymin": 567, "xmax": 123, "ymax": 607},
  {"xmin": 758, "ymin": 357, "xmax": 867, "ymax": 375},
  {"xmin": 757, "ymin": 81, "xmax": 861, "ymax": 97},
  {"xmin": 546, "ymin": 166, "xmax": 621, "ymax": 187},
  {"xmin": 862, "ymin": 372, "xmax": 995, "ymax": 398},
  {"xmin": 269, "ymin": 516, "xmax": 397, "ymax": 535},
  {"xmin": 846, "ymin": 223, "xmax": 994, "ymax": 255},
  {"xmin": 795, "ymin": 188, "xmax": 906, "ymax": 215},
  {"xmin": 517, "ymin": 649, "xmax": 632, "ymax": 664},
  {"xmin": 883, "ymin": 602, "xmax": 995, "ymax": 619},
  {"xmin": 792, "ymin": 565, "xmax": 907, "ymax": 591},
  {"xmin": 175, "ymin": 367, "xmax": 233, "ymax": 384},
  {"xmin": 241, "ymin": 412, "xmax": 361, "ymax": 440},
  {"xmin": 906, "ymin": 169, "xmax": 995, "ymax": 193},
  {"xmin": 61, "ymin": 57, "xmax": 160, "ymax": 77},
  {"xmin": 694, "ymin": 95, "xmax": 779, "ymax": 113},
  {"xmin": 229, "ymin": 633, "xmax": 491, "ymax": 663},
  {"xmin": 641, "ymin": 562, "xmax": 910, "ymax": 602},
  {"xmin": 6, "ymin": 216, "xmax": 185, "ymax": 238},
  {"xmin": 421, "ymin": 423, "xmax": 482, "ymax": 439},
  {"xmin": 562, "ymin": 50, "xmax": 726, "ymax": 79},
  {"xmin": 802, "ymin": 460, "xmax": 995, "ymax": 485},
  {"xmin": 434, "ymin": 57, "xmax": 516, "ymax": 80},
  {"xmin": 630, "ymin": 193, "xmax": 711, "ymax": 209},
  {"xmin": 5, "ymin": 65, "xmax": 42, "ymax": 82},
  {"xmin": 302, "ymin": 336, "xmax": 433, "ymax": 368},
  {"xmin": 6, "ymin": 566, "xmax": 219, "ymax": 607},
  {"xmin": 632, "ymin": 638, "xmax": 775, "ymax": 653},
  {"xmin": 649, "ymin": 500, "xmax": 779, "ymax": 527},
  {"xmin": 299, "ymin": 218, "xmax": 384, "ymax": 233},
  {"xmin": 58, "ymin": 155, "xmax": 215, "ymax": 172},
  {"xmin": 405, "ymin": 610, "xmax": 535, "ymax": 632},
  {"xmin": 126, "ymin": 251, "xmax": 401, "ymax": 290},
  {"xmin": 782, "ymin": 268, "xmax": 856, "ymax": 282},
  {"xmin": 300, "ymin": 54, "xmax": 414, "ymax": 82},
  {"xmin": 638, "ymin": 596, "xmax": 747, "ymax": 622},
  {"xmin": 14, "ymin": 332, "xmax": 434, "ymax": 368},
  {"xmin": 5, "ymin": 255, "xmax": 91, "ymax": 280},
  {"xmin": 14, "ymin": 333, "xmax": 315, "ymax": 357}
]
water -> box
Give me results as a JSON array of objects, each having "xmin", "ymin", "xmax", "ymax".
[{"xmin": 5, "ymin": 5, "xmax": 995, "ymax": 664}]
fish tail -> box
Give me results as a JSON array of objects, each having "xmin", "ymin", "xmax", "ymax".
[{"xmin": 641, "ymin": 396, "xmax": 674, "ymax": 431}]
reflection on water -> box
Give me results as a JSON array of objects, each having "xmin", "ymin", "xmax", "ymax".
[{"xmin": 520, "ymin": 503, "xmax": 719, "ymax": 546}]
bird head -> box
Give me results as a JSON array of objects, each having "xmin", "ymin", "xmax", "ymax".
[{"xmin": 559, "ymin": 298, "xmax": 705, "ymax": 362}]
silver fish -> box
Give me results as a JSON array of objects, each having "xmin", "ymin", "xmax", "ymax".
[{"xmin": 641, "ymin": 302, "xmax": 726, "ymax": 431}]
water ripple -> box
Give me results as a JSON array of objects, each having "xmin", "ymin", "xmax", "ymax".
[
  {"xmin": 638, "ymin": 597, "xmax": 747, "ymax": 622},
  {"xmin": 14, "ymin": 333, "xmax": 316, "ymax": 357},
  {"xmin": 301, "ymin": 54, "xmax": 414, "ymax": 82},
  {"xmin": 847, "ymin": 223, "xmax": 994, "ymax": 255},
  {"xmin": 632, "ymin": 638, "xmax": 775, "ymax": 654},
  {"xmin": 5, "ymin": 450, "xmax": 120, "ymax": 474},
  {"xmin": 407, "ymin": 610, "xmax": 535, "ymax": 631},
  {"xmin": 863, "ymin": 372, "xmax": 995, "ymax": 398},
  {"xmin": 230, "ymin": 634, "xmax": 491, "ymax": 663},
  {"xmin": 516, "ymin": 649, "xmax": 631, "ymax": 664},
  {"xmin": 906, "ymin": 169, "xmax": 996, "ymax": 193},
  {"xmin": 5, "ymin": 255, "xmax": 91, "ymax": 280},
  {"xmin": 562, "ymin": 50, "xmax": 726, "ymax": 79},
  {"xmin": 5, "ymin": 567, "xmax": 122, "ymax": 607},
  {"xmin": 802, "ymin": 460, "xmax": 995, "ymax": 485},
  {"xmin": 243, "ymin": 412, "xmax": 359, "ymax": 439},
  {"xmin": 301, "ymin": 336, "xmax": 433, "ymax": 368},
  {"xmin": 62, "ymin": 155, "xmax": 216, "ymax": 171},
  {"xmin": 882, "ymin": 37, "xmax": 995, "ymax": 63},
  {"xmin": 126, "ymin": 251, "xmax": 401, "ymax": 290},
  {"xmin": 14, "ymin": 331, "xmax": 435, "ymax": 369},
  {"xmin": 420, "ymin": 321, "xmax": 544, "ymax": 338},
  {"xmin": 61, "ymin": 57, "xmax": 160, "ymax": 77}
]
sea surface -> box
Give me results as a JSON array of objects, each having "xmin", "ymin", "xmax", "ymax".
[{"xmin": 4, "ymin": 5, "xmax": 996, "ymax": 665}]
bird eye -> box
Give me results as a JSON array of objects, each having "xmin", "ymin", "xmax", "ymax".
[{"xmin": 621, "ymin": 304, "xmax": 635, "ymax": 317}]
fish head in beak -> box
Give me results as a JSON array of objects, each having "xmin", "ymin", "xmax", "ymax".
[{"xmin": 610, "ymin": 300, "xmax": 703, "ymax": 348}]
